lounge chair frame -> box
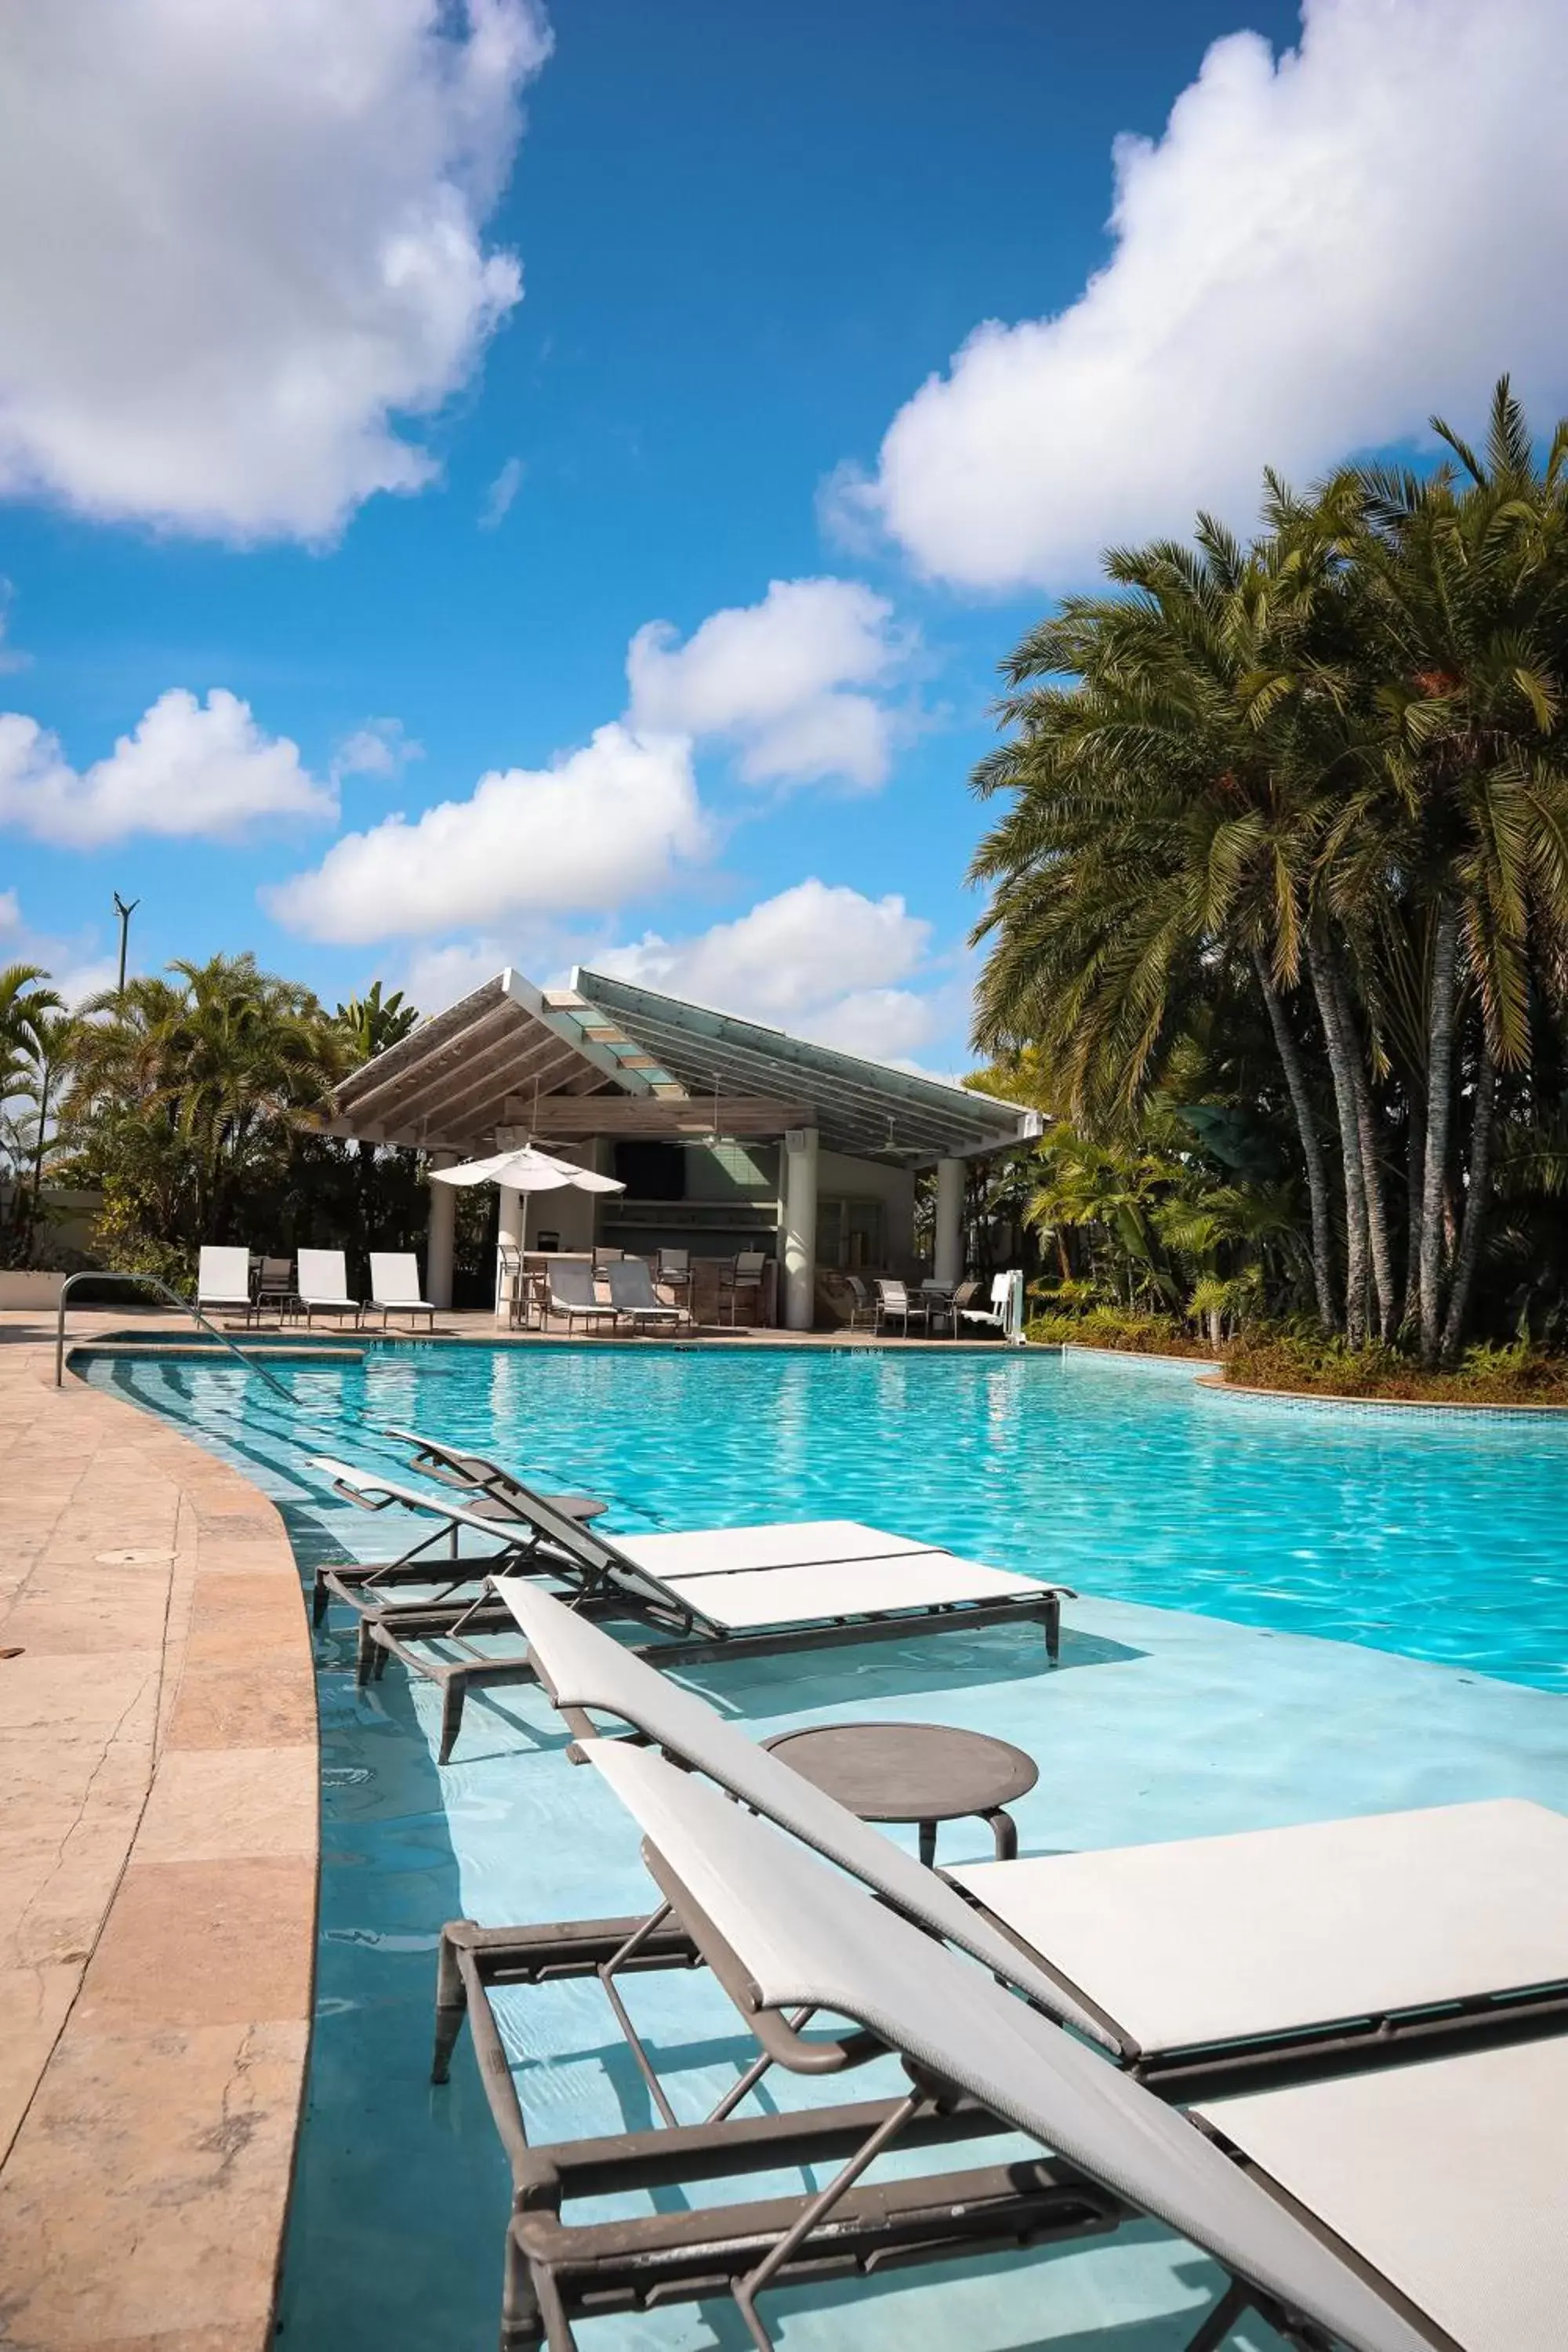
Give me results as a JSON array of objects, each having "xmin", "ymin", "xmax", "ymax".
[
  {"xmin": 603, "ymin": 1256, "xmax": 693, "ymax": 1334},
  {"xmin": 430, "ymin": 1843, "xmax": 1356, "ymax": 2352},
  {"xmin": 368, "ymin": 1251, "xmax": 437, "ymax": 1330},
  {"xmin": 365, "ymin": 1576, "xmax": 1062, "ymax": 1764},
  {"xmin": 544, "ymin": 1260, "xmax": 622, "ymax": 1334},
  {"xmin": 313, "ymin": 1458, "xmax": 1068, "ymax": 1761}
]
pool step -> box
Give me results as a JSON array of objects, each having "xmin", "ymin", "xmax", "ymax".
[{"xmin": 76, "ymin": 1341, "xmax": 367, "ymax": 1363}]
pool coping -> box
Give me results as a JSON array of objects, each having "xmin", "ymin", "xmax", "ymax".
[{"xmin": 0, "ymin": 1310, "xmax": 319, "ymax": 2352}]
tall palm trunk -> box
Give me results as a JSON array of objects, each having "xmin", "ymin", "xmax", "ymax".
[
  {"xmin": 1330, "ymin": 958, "xmax": 1398, "ymax": 1339},
  {"xmin": 1402, "ymin": 1090, "xmax": 1426, "ymax": 1333},
  {"xmin": 1307, "ymin": 935, "xmax": 1367, "ymax": 1343},
  {"xmin": 1252, "ymin": 948, "xmax": 1334, "ymax": 1330},
  {"xmin": 1439, "ymin": 1023, "xmax": 1497, "ymax": 1365},
  {"xmin": 1419, "ymin": 902, "xmax": 1461, "ymax": 1367}
]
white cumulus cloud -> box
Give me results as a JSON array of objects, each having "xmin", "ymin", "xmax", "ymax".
[
  {"xmin": 0, "ymin": 0, "xmax": 551, "ymax": 542},
  {"xmin": 267, "ymin": 721, "xmax": 706, "ymax": 943},
  {"xmin": 0, "ymin": 688, "xmax": 333, "ymax": 847},
  {"xmin": 840, "ymin": 0, "xmax": 1568, "ymax": 590},
  {"xmin": 627, "ymin": 578, "xmax": 908, "ymax": 790},
  {"xmin": 597, "ymin": 879, "xmax": 942, "ymax": 1061}
]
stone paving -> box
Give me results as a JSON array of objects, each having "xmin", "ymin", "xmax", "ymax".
[{"xmin": 0, "ymin": 1312, "xmax": 318, "ymax": 2352}]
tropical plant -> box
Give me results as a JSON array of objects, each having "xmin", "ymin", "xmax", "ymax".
[{"xmin": 970, "ymin": 378, "xmax": 1568, "ymax": 1367}]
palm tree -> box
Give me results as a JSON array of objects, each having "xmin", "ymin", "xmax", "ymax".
[
  {"xmin": 970, "ymin": 510, "xmax": 1355, "ymax": 1330},
  {"xmin": 64, "ymin": 954, "xmax": 347, "ymax": 1251},
  {"xmin": 1345, "ymin": 379, "xmax": 1568, "ymax": 1362},
  {"xmin": 0, "ymin": 966, "xmax": 65, "ymax": 1259}
]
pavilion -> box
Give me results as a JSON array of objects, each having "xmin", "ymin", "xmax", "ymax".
[{"xmin": 327, "ymin": 966, "xmax": 1039, "ymax": 1327}]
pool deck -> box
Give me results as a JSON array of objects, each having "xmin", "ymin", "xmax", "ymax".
[{"xmin": 0, "ymin": 1309, "xmax": 318, "ymax": 2352}]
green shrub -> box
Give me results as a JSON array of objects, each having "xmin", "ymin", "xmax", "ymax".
[{"xmin": 1024, "ymin": 1306, "xmax": 1214, "ymax": 1356}]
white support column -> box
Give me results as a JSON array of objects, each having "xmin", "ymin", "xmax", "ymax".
[
  {"xmin": 781, "ymin": 1127, "xmax": 819, "ymax": 1332},
  {"xmin": 934, "ymin": 1156, "xmax": 965, "ymax": 1287},
  {"xmin": 425, "ymin": 1156, "xmax": 456, "ymax": 1311},
  {"xmin": 495, "ymin": 1183, "xmax": 524, "ymax": 1321}
]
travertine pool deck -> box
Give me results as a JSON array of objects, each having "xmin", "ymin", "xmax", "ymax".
[{"xmin": 0, "ymin": 1310, "xmax": 318, "ymax": 2352}]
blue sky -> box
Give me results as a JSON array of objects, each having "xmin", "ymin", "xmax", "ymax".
[{"xmin": 0, "ymin": 0, "xmax": 1559, "ymax": 1072}]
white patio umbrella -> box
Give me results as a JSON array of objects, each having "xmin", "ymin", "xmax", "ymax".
[
  {"xmin": 430, "ymin": 1146, "xmax": 625, "ymax": 1305},
  {"xmin": 429, "ymin": 1145, "xmax": 625, "ymax": 1197}
]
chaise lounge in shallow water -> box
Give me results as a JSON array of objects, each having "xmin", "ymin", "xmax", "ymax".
[
  {"xmin": 432, "ymin": 1585, "xmax": 1568, "ymax": 2347},
  {"xmin": 306, "ymin": 1448, "xmax": 607, "ymax": 1633},
  {"xmin": 568, "ymin": 1740, "xmax": 1566, "ymax": 2352},
  {"xmin": 307, "ymin": 1452, "xmax": 1071, "ymax": 1761}
]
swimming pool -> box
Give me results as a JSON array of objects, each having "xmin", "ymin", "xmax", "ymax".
[
  {"xmin": 83, "ymin": 1338, "xmax": 1568, "ymax": 1690},
  {"xmin": 73, "ymin": 1338, "xmax": 1568, "ymax": 2351}
]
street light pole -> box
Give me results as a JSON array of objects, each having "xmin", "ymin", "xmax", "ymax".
[{"xmin": 112, "ymin": 893, "xmax": 140, "ymax": 996}]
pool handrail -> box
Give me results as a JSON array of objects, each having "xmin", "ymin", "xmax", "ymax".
[{"xmin": 53, "ymin": 1269, "xmax": 297, "ymax": 1403}]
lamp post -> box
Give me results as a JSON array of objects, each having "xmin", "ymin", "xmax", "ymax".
[{"xmin": 112, "ymin": 893, "xmax": 140, "ymax": 996}]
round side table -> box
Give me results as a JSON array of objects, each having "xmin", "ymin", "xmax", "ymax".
[{"xmin": 762, "ymin": 1720, "xmax": 1037, "ymax": 1867}]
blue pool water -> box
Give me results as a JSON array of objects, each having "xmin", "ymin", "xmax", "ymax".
[
  {"xmin": 85, "ymin": 1338, "xmax": 1568, "ymax": 1689},
  {"xmin": 74, "ymin": 1341, "xmax": 1568, "ymax": 2352}
]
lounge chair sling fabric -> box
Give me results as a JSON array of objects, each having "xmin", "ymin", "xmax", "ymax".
[
  {"xmin": 297, "ymin": 1249, "xmax": 356, "ymax": 1307},
  {"xmin": 644, "ymin": 1552, "xmax": 1048, "ymax": 1630},
  {"xmin": 950, "ymin": 1799, "xmax": 1568, "ymax": 2060},
  {"xmin": 197, "ymin": 1245, "xmax": 252, "ymax": 1304},
  {"xmin": 604, "ymin": 1259, "xmax": 684, "ymax": 1321},
  {"xmin": 494, "ymin": 1582, "xmax": 1109, "ymax": 2043},
  {"xmin": 1197, "ymin": 2037, "xmax": 1568, "ymax": 2352},
  {"xmin": 547, "ymin": 1260, "xmax": 618, "ymax": 1320},
  {"xmin": 370, "ymin": 1254, "xmax": 434, "ymax": 1318},
  {"xmin": 612, "ymin": 1519, "xmax": 943, "ymax": 1577},
  {"xmin": 383, "ymin": 1426, "xmax": 604, "ymax": 1521},
  {"xmin": 583, "ymin": 1740, "xmax": 1433, "ymax": 2352}
]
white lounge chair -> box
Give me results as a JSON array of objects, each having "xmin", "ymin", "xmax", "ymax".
[
  {"xmin": 309, "ymin": 1457, "xmax": 1071, "ymax": 1759},
  {"xmin": 544, "ymin": 1258, "xmax": 621, "ymax": 1334},
  {"xmin": 481, "ymin": 1586, "xmax": 1568, "ymax": 2069},
  {"xmin": 604, "ymin": 1256, "xmax": 691, "ymax": 1332},
  {"xmin": 294, "ymin": 1247, "xmax": 361, "ymax": 1327},
  {"xmin": 518, "ymin": 1739, "xmax": 1454, "ymax": 2352},
  {"xmin": 195, "ymin": 1244, "xmax": 254, "ymax": 1322},
  {"xmin": 368, "ymin": 1252, "xmax": 436, "ymax": 1329}
]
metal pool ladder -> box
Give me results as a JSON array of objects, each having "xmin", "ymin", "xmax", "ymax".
[{"xmin": 53, "ymin": 1269, "xmax": 298, "ymax": 1402}]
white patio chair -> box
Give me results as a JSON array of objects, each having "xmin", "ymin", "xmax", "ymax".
[
  {"xmin": 296, "ymin": 1248, "xmax": 362, "ymax": 1328},
  {"xmin": 368, "ymin": 1252, "xmax": 436, "ymax": 1329},
  {"xmin": 195, "ymin": 1244, "xmax": 254, "ymax": 1323}
]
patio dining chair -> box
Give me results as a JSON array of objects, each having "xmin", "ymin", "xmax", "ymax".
[
  {"xmin": 873, "ymin": 1276, "xmax": 931, "ymax": 1336},
  {"xmin": 842, "ymin": 1273, "xmax": 879, "ymax": 1332},
  {"xmin": 717, "ymin": 1249, "xmax": 768, "ymax": 1327},
  {"xmin": 655, "ymin": 1247, "xmax": 692, "ymax": 1307}
]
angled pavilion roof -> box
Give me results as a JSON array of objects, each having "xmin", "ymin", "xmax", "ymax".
[{"xmin": 327, "ymin": 965, "xmax": 1038, "ymax": 1167}]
